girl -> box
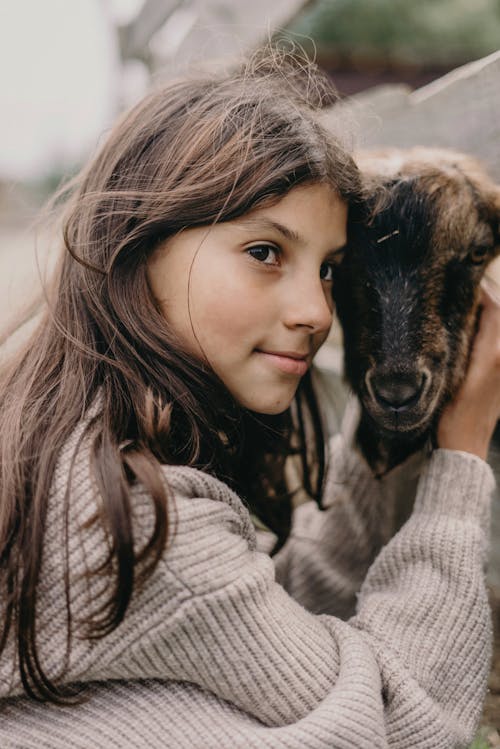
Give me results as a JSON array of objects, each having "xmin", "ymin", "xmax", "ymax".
[{"xmin": 0, "ymin": 49, "xmax": 499, "ymax": 749}]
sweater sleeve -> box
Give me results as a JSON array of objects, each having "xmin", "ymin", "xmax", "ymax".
[
  {"xmin": 80, "ymin": 444, "xmax": 493, "ymax": 748},
  {"xmin": 278, "ymin": 439, "xmax": 494, "ymax": 744},
  {"xmin": 274, "ymin": 433, "xmax": 426, "ymax": 618},
  {"xmin": 275, "ymin": 434, "xmax": 394, "ymax": 617},
  {"xmin": 351, "ymin": 447, "xmax": 493, "ymax": 744},
  {"xmin": 2, "ymin": 430, "xmax": 492, "ymax": 749}
]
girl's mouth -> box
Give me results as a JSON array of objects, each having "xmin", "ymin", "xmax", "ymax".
[{"xmin": 256, "ymin": 349, "xmax": 309, "ymax": 376}]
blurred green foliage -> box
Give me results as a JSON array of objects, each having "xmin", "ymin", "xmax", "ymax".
[
  {"xmin": 285, "ymin": 0, "xmax": 500, "ymax": 65},
  {"xmin": 468, "ymin": 736, "xmax": 493, "ymax": 748},
  {"xmin": 467, "ymin": 725, "xmax": 500, "ymax": 748}
]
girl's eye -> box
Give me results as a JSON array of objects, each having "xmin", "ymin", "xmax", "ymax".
[
  {"xmin": 320, "ymin": 262, "xmax": 334, "ymax": 281},
  {"xmin": 247, "ymin": 245, "xmax": 280, "ymax": 265}
]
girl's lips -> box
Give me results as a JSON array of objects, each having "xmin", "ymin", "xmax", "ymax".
[{"xmin": 256, "ymin": 350, "xmax": 309, "ymax": 376}]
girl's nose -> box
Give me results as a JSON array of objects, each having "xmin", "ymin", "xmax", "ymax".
[{"xmin": 282, "ymin": 275, "xmax": 333, "ymax": 334}]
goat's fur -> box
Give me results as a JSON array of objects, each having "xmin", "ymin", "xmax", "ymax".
[{"xmin": 334, "ymin": 147, "xmax": 500, "ymax": 474}]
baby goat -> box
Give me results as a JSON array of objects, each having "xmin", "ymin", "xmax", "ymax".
[{"xmin": 333, "ymin": 147, "xmax": 500, "ymax": 474}]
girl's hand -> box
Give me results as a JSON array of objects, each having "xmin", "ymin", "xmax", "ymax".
[{"xmin": 437, "ymin": 277, "xmax": 500, "ymax": 460}]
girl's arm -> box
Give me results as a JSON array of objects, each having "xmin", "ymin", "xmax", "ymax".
[
  {"xmin": 1, "ymin": 415, "xmax": 492, "ymax": 749},
  {"xmin": 273, "ymin": 432, "xmax": 423, "ymax": 618},
  {"xmin": 139, "ymin": 451, "xmax": 493, "ymax": 747}
]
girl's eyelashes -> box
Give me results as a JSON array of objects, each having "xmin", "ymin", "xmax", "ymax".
[
  {"xmin": 246, "ymin": 244, "xmax": 336, "ymax": 281},
  {"xmin": 320, "ymin": 261, "xmax": 334, "ymax": 282},
  {"xmin": 321, "ymin": 248, "xmax": 345, "ymax": 281},
  {"xmin": 246, "ymin": 244, "xmax": 281, "ymax": 266}
]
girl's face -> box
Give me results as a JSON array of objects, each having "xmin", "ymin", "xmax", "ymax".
[{"xmin": 148, "ymin": 183, "xmax": 347, "ymax": 414}]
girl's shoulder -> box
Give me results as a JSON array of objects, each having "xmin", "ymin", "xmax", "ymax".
[
  {"xmin": 51, "ymin": 408, "xmax": 257, "ymax": 562},
  {"xmin": 152, "ymin": 464, "xmax": 258, "ymax": 549}
]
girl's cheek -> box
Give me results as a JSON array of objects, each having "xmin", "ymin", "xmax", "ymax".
[
  {"xmin": 204, "ymin": 294, "xmax": 264, "ymax": 334},
  {"xmin": 198, "ymin": 270, "xmax": 273, "ymax": 322}
]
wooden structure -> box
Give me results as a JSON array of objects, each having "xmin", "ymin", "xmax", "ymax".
[{"xmin": 333, "ymin": 49, "xmax": 500, "ymax": 180}]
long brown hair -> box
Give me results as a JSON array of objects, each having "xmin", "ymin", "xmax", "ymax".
[{"xmin": 0, "ymin": 46, "xmax": 363, "ymax": 701}]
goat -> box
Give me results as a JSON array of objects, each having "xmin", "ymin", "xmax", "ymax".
[{"xmin": 333, "ymin": 147, "xmax": 500, "ymax": 475}]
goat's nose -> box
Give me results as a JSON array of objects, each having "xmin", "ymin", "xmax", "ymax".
[{"xmin": 368, "ymin": 370, "xmax": 426, "ymax": 412}]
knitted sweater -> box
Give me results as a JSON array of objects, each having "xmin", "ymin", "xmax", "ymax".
[{"xmin": 0, "ymin": 393, "xmax": 494, "ymax": 748}]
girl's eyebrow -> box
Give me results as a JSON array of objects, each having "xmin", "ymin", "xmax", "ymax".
[
  {"xmin": 234, "ymin": 217, "xmax": 346, "ymax": 252},
  {"xmin": 235, "ymin": 217, "xmax": 301, "ymax": 242}
]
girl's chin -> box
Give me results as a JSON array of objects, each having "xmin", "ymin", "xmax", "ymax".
[{"xmin": 236, "ymin": 389, "xmax": 298, "ymax": 415}]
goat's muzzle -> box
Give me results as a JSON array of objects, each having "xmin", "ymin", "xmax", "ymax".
[{"xmin": 364, "ymin": 365, "xmax": 434, "ymax": 433}]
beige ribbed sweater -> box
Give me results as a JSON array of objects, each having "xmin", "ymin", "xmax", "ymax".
[{"xmin": 0, "ymin": 399, "xmax": 495, "ymax": 748}]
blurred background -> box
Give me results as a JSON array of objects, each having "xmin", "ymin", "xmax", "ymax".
[{"xmin": 1, "ymin": 0, "xmax": 500, "ymax": 332}]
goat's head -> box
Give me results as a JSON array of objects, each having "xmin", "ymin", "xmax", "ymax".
[{"xmin": 333, "ymin": 148, "xmax": 500, "ymax": 472}]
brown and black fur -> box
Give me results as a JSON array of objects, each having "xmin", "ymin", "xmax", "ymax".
[{"xmin": 333, "ymin": 148, "xmax": 500, "ymax": 474}]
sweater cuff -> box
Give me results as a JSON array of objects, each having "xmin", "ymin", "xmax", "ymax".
[{"xmin": 413, "ymin": 448, "xmax": 495, "ymax": 525}]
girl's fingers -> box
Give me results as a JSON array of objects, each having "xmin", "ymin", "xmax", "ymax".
[
  {"xmin": 480, "ymin": 274, "xmax": 500, "ymax": 307},
  {"xmin": 469, "ymin": 278, "xmax": 500, "ymax": 370},
  {"xmin": 436, "ymin": 273, "xmax": 500, "ymax": 458}
]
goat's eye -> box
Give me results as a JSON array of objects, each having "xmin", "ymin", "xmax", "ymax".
[{"xmin": 469, "ymin": 246, "xmax": 489, "ymax": 264}]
